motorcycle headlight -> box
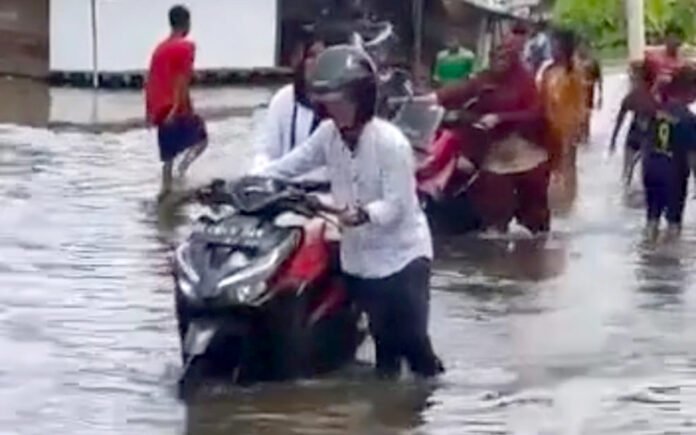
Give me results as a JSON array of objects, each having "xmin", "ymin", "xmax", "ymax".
[
  {"xmin": 175, "ymin": 242, "xmax": 199, "ymax": 299},
  {"xmin": 178, "ymin": 275, "xmax": 195, "ymax": 298},
  {"xmin": 216, "ymin": 232, "xmax": 299, "ymax": 304},
  {"xmin": 230, "ymin": 282, "xmax": 268, "ymax": 304}
]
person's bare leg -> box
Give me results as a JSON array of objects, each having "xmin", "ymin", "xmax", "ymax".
[
  {"xmin": 177, "ymin": 139, "xmax": 208, "ymax": 177},
  {"xmin": 644, "ymin": 219, "xmax": 659, "ymax": 243},
  {"xmin": 159, "ymin": 161, "xmax": 174, "ymax": 200},
  {"xmin": 624, "ymin": 148, "xmax": 639, "ymax": 189},
  {"xmin": 665, "ymin": 223, "xmax": 681, "ymax": 242}
]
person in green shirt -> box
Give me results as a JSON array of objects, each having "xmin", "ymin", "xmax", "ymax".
[{"xmin": 433, "ymin": 38, "xmax": 476, "ymax": 86}]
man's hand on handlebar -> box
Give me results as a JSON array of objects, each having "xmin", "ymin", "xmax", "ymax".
[
  {"xmin": 304, "ymin": 195, "xmax": 326, "ymax": 212},
  {"xmin": 474, "ymin": 113, "xmax": 501, "ymax": 130},
  {"xmin": 337, "ymin": 206, "xmax": 370, "ymax": 227},
  {"xmin": 288, "ymin": 180, "xmax": 331, "ymax": 193}
]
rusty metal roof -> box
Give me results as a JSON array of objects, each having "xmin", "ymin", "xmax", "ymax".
[{"xmin": 445, "ymin": 0, "xmax": 535, "ymax": 19}]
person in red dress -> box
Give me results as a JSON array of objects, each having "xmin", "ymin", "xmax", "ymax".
[
  {"xmin": 146, "ymin": 5, "xmax": 208, "ymax": 199},
  {"xmin": 434, "ymin": 37, "xmax": 551, "ymax": 235}
]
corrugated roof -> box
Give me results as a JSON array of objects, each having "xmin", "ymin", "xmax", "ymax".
[{"xmin": 451, "ymin": 0, "xmax": 534, "ymax": 19}]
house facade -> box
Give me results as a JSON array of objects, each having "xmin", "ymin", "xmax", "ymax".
[
  {"xmin": 0, "ymin": 0, "xmax": 539, "ymax": 84},
  {"xmin": 0, "ymin": 0, "xmax": 279, "ymax": 81}
]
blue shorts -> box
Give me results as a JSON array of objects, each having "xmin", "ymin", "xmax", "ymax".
[
  {"xmin": 642, "ymin": 155, "xmax": 689, "ymax": 224},
  {"xmin": 157, "ymin": 114, "xmax": 207, "ymax": 162}
]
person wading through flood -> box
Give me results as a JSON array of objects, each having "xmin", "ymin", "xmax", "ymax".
[
  {"xmin": 146, "ymin": 5, "xmax": 208, "ymax": 199},
  {"xmin": 434, "ymin": 36, "xmax": 551, "ymax": 236},
  {"xmin": 252, "ymin": 29, "xmax": 327, "ymax": 172},
  {"xmin": 538, "ymin": 28, "xmax": 585, "ymax": 213},
  {"xmin": 263, "ymin": 45, "xmax": 444, "ymax": 379},
  {"xmin": 641, "ymin": 67, "xmax": 696, "ymax": 242},
  {"xmin": 576, "ymin": 40, "xmax": 603, "ymax": 144},
  {"xmin": 644, "ymin": 25, "xmax": 696, "ymax": 196},
  {"xmin": 610, "ymin": 62, "xmax": 658, "ymax": 188}
]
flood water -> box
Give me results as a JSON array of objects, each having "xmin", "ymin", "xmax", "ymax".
[{"xmin": 2, "ymin": 74, "xmax": 696, "ymax": 434}]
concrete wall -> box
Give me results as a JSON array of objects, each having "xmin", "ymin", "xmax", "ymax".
[
  {"xmin": 49, "ymin": 0, "xmax": 93, "ymax": 72},
  {"xmin": 0, "ymin": 0, "xmax": 49, "ymax": 78},
  {"xmin": 50, "ymin": 0, "xmax": 278, "ymax": 73}
]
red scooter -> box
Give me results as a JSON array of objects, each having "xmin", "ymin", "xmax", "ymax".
[
  {"xmin": 173, "ymin": 177, "xmax": 366, "ymax": 394},
  {"xmin": 407, "ymin": 96, "xmax": 490, "ymax": 233}
]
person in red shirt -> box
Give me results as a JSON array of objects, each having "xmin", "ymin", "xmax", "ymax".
[
  {"xmin": 645, "ymin": 25, "xmax": 687, "ymax": 99},
  {"xmin": 146, "ymin": 5, "xmax": 208, "ymax": 198}
]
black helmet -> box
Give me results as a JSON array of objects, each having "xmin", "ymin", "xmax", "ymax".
[{"xmin": 308, "ymin": 45, "xmax": 378, "ymax": 124}]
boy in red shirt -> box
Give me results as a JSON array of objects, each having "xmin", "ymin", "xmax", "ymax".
[
  {"xmin": 645, "ymin": 26, "xmax": 687, "ymax": 98},
  {"xmin": 146, "ymin": 5, "xmax": 208, "ymax": 198}
]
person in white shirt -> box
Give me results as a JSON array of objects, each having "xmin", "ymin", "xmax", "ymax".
[
  {"xmin": 252, "ymin": 31, "xmax": 326, "ymax": 171},
  {"xmin": 264, "ymin": 45, "xmax": 443, "ymax": 379}
]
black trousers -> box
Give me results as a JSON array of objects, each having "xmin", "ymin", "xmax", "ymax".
[{"xmin": 344, "ymin": 258, "xmax": 443, "ymax": 378}]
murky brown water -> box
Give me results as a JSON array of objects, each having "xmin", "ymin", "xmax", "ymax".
[{"xmin": 2, "ymin": 75, "xmax": 696, "ymax": 434}]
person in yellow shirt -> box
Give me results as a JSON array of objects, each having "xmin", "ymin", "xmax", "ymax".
[{"xmin": 538, "ymin": 29, "xmax": 585, "ymax": 212}]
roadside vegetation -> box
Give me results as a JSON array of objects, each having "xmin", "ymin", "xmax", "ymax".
[{"xmin": 552, "ymin": 0, "xmax": 696, "ymax": 58}]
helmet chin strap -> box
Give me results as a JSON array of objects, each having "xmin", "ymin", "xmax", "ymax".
[{"xmin": 339, "ymin": 122, "xmax": 366, "ymax": 152}]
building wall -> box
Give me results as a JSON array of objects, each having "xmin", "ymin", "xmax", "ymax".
[
  {"xmin": 50, "ymin": 0, "xmax": 278, "ymax": 74},
  {"xmin": 49, "ymin": 0, "xmax": 93, "ymax": 73},
  {"xmin": 0, "ymin": 0, "xmax": 49, "ymax": 78}
]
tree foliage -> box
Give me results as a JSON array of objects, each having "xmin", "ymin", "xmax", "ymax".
[{"xmin": 552, "ymin": 0, "xmax": 696, "ymax": 51}]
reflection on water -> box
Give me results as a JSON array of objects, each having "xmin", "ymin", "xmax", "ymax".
[
  {"xmin": 435, "ymin": 234, "xmax": 568, "ymax": 286},
  {"xmin": 0, "ymin": 75, "xmax": 696, "ymax": 434},
  {"xmin": 186, "ymin": 380, "xmax": 436, "ymax": 435},
  {"xmin": 0, "ymin": 77, "xmax": 49, "ymax": 127}
]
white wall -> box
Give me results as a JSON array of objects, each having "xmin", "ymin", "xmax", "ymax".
[
  {"xmin": 50, "ymin": 0, "xmax": 94, "ymax": 71},
  {"xmin": 50, "ymin": 0, "xmax": 278, "ymax": 72}
]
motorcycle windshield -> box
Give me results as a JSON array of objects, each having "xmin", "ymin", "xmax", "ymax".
[{"xmin": 392, "ymin": 100, "xmax": 444, "ymax": 154}]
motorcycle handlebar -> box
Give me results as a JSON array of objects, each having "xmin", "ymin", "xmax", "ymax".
[
  {"xmin": 387, "ymin": 94, "xmax": 437, "ymax": 105},
  {"xmin": 195, "ymin": 177, "xmax": 333, "ymax": 215},
  {"xmin": 285, "ymin": 179, "xmax": 331, "ymax": 193},
  {"xmin": 195, "ymin": 179, "xmax": 234, "ymax": 205}
]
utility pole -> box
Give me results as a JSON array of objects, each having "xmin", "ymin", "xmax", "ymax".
[
  {"xmin": 412, "ymin": 0, "xmax": 424, "ymax": 87},
  {"xmin": 91, "ymin": 0, "xmax": 99, "ymax": 88},
  {"xmin": 626, "ymin": 0, "xmax": 645, "ymax": 61}
]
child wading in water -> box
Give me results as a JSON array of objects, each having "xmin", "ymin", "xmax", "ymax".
[
  {"xmin": 641, "ymin": 68, "xmax": 696, "ymax": 242},
  {"xmin": 610, "ymin": 62, "xmax": 657, "ymax": 188},
  {"xmin": 146, "ymin": 5, "xmax": 208, "ymax": 200}
]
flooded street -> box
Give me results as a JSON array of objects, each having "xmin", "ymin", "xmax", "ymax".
[{"xmin": 2, "ymin": 74, "xmax": 696, "ymax": 434}]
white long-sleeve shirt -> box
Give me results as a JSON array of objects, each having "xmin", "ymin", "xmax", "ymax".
[
  {"xmin": 264, "ymin": 118, "xmax": 433, "ymax": 279},
  {"xmin": 252, "ymin": 84, "xmax": 316, "ymax": 170}
]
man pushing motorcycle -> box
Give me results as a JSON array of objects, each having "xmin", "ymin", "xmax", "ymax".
[{"xmin": 263, "ymin": 45, "xmax": 444, "ymax": 379}]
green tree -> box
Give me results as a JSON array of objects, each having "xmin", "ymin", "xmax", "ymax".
[
  {"xmin": 552, "ymin": 0, "xmax": 696, "ymax": 54},
  {"xmin": 553, "ymin": 0, "xmax": 625, "ymax": 50}
]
